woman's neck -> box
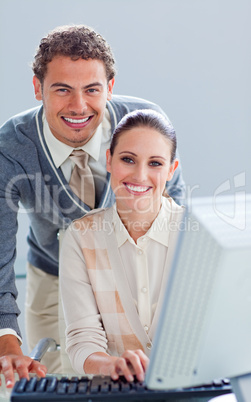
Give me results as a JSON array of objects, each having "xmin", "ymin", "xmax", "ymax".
[{"xmin": 117, "ymin": 207, "xmax": 160, "ymax": 243}]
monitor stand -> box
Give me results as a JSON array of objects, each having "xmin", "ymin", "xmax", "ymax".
[{"xmin": 230, "ymin": 373, "xmax": 251, "ymax": 402}]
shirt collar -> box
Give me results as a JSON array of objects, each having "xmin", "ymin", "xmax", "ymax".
[
  {"xmin": 112, "ymin": 197, "xmax": 172, "ymax": 248},
  {"xmin": 112, "ymin": 205, "xmax": 131, "ymax": 247},
  {"xmin": 147, "ymin": 197, "xmax": 171, "ymax": 247},
  {"xmin": 42, "ymin": 109, "xmax": 109, "ymax": 168}
]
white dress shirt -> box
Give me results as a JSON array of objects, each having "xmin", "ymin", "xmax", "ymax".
[{"xmin": 113, "ymin": 202, "xmax": 170, "ymax": 333}]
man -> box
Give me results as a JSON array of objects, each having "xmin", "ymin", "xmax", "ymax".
[{"xmin": 0, "ymin": 25, "xmax": 185, "ymax": 386}]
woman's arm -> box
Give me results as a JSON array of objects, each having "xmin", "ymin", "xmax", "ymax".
[{"xmin": 59, "ymin": 223, "xmax": 108, "ymax": 374}]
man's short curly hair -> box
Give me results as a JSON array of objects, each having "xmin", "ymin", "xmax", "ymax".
[{"xmin": 32, "ymin": 25, "xmax": 116, "ymax": 83}]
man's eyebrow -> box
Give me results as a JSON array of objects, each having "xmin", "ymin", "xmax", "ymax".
[
  {"xmin": 50, "ymin": 83, "xmax": 72, "ymax": 89},
  {"xmin": 50, "ymin": 82, "xmax": 103, "ymax": 89},
  {"xmin": 84, "ymin": 82, "xmax": 103, "ymax": 89}
]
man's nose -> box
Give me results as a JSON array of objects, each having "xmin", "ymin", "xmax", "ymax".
[{"xmin": 69, "ymin": 93, "xmax": 88, "ymax": 114}]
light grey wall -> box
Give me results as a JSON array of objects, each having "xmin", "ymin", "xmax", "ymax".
[
  {"xmin": 1, "ymin": 0, "xmax": 250, "ymax": 351},
  {"xmin": 1, "ymin": 0, "xmax": 250, "ymax": 197}
]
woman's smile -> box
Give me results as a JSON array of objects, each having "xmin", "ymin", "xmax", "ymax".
[{"xmin": 124, "ymin": 182, "xmax": 152, "ymax": 195}]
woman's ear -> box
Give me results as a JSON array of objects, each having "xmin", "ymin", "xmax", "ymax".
[
  {"xmin": 167, "ymin": 159, "xmax": 179, "ymax": 181},
  {"xmin": 106, "ymin": 149, "xmax": 112, "ymax": 173}
]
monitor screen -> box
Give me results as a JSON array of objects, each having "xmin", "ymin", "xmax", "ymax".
[{"xmin": 146, "ymin": 193, "xmax": 251, "ymax": 390}]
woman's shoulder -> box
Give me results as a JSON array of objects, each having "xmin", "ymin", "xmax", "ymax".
[
  {"xmin": 163, "ymin": 196, "xmax": 185, "ymax": 213},
  {"xmin": 70, "ymin": 206, "xmax": 112, "ymax": 232}
]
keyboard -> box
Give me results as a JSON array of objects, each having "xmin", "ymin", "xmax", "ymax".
[{"xmin": 11, "ymin": 375, "xmax": 232, "ymax": 401}]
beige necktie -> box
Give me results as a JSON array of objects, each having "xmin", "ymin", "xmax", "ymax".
[{"xmin": 69, "ymin": 150, "xmax": 95, "ymax": 209}]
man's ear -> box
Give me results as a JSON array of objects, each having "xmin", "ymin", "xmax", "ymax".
[
  {"xmin": 106, "ymin": 149, "xmax": 112, "ymax": 173},
  {"xmin": 33, "ymin": 76, "xmax": 43, "ymax": 101},
  {"xmin": 167, "ymin": 159, "xmax": 179, "ymax": 181},
  {"xmin": 107, "ymin": 78, "xmax": 115, "ymax": 101}
]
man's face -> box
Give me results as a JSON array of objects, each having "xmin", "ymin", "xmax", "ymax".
[{"xmin": 33, "ymin": 56, "xmax": 115, "ymax": 147}]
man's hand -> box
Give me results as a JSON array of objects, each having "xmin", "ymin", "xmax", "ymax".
[{"xmin": 0, "ymin": 334, "xmax": 47, "ymax": 388}]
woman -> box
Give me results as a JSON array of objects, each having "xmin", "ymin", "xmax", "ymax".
[{"xmin": 59, "ymin": 109, "xmax": 184, "ymax": 382}]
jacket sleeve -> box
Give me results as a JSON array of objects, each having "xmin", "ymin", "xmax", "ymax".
[{"xmin": 0, "ymin": 151, "xmax": 22, "ymax": 337}]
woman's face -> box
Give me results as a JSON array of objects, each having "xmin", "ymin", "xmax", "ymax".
[{"xmin": 106, "ymin": 126, "xmax": 178, "ymax": 216}]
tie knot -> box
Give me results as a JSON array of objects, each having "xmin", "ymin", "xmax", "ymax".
[
  {"xmin": 69, "ymin": 149, "xmax": 88, "ymax": 169},
  {"xmin": 70, "ymin": 149, "xmax": 85, "ymax": 157}
]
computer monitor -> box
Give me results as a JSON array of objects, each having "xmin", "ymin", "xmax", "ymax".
[{"xmin": 145, "ymin": 193, "xmax": 251, "ymax": 391}]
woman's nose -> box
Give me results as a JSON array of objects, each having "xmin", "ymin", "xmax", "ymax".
[{"xmin": 133, "ymin": 164, "xmax": 148, "ymax": 182}]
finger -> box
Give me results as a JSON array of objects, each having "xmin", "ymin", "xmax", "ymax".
[
  {"xmin": 134, "ymin": 349, "xmax": 149, "ymax": 372},
  {"xmin": 29, "ymin": 360, "xmax": 47, "ymax": 377},
  {"xmin": 110, "ymin": 366, "xmax": 119, "ymax": 381},
  {"xmin": 14, "ymin": 357, "xmax": 30, "ymax": 381},
  {"xmin": 114, "ymin": 357, "xmax": 134, "ymax": 382},
  {"xmin": 123, "ymin": 350, "xmax": 146, "ymax": 382},
  {"xmin": 0, "ymin": 357, "xmax": 16, "ymax": 388}
]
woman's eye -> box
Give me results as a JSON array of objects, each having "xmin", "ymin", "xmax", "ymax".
[
  {"xmin": 122, "ymin": 157, "xmax": 134, "ymax": 164},
  {"xmin": 150, "ymin": 161, "xmax": 162, "ymax": 166}
]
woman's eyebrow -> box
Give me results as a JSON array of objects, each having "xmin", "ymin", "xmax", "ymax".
[
  {"xmin": 119, "ymin": 151, "xmax": 167, "ymax": 160},
  {"xmin": 149, "ymin": 156, "xmax": 167, "ymax": 160},
  {"xmin": 119, "ymin": 151, "xmax": 137, "ymax": 156}
]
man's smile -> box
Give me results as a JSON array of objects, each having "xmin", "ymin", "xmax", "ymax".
[{"xmin": 61, "ymin": 115, "xmax": 93, "ymax": 129}]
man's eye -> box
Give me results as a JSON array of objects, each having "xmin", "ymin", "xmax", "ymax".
[
  {"xmin": 57, "ymin": 88, "xmax": 68, "ymax": 93},
  {"xmin": 87, "ymin": 88, "xmax": 98, "ymax": 93},
  {"xmin": 122, "ymin": 157, "xmax": 134, "ymax": 164}
]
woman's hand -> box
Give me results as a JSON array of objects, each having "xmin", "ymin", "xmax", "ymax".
[{"xmin": 110, "ymin": 349, "xmax": 149, "ymax": 382}]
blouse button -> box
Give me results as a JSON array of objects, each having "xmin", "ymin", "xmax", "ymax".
[
  {"xmin": 137, "ymin": 249, "xmax": 143, "ymax": 255},
  {"xmin": 144, "ymin": 325, "xmax": 149, "ymax": 332},
  {"xmin": 141, "ymin": 287, "xmax": 147, "ymax": 293},
  {"xmin": 146, "ymin": 343, "xmax": 152, "ymax": 350}
]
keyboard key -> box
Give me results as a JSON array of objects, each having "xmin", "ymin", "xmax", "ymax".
[
  {"xmin": 68, "ymin": 382, "xmax": 77, "ymax": 394},
  {"xmin": 110, "ymin": 380, "xmax": 120, "ymax": 393},
  {"xmin": 46, "ymin": 377, "xmax": 57, "ymax": 392},
  {"xmin": 25, "ymin": 377, "xmax": 37, "ymax": 393},
  {"xmin": 15, "ymin": 378, "xmax": 27, "ymax": 393},
  {"xmin": 78, "ymin": 380, "xmax": 88, "ymax": 394},
  {"xmin": 35, "ymin": 378, "xmax": 47, "ymax": 392},
  {"xmin": 57, "ymin": 381, "xmax": 68, "ymax": 394}
]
